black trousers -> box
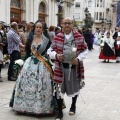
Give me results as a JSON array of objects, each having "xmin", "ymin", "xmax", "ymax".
[{"xmin": 8, "ymin": 50, "xmax": 20, "ymax": 78}]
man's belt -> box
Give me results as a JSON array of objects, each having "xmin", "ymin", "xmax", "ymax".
[{"xmin": 62, "ymin": 63, "xmax": 75, "ymax": 68}]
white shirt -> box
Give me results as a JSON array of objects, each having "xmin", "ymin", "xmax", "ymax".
[{"xmin": 65, "ymin": 32, "xmax": 72, "ymax": 39}]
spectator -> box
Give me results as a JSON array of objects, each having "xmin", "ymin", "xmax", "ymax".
[
  {"xmin": 0, "ymin": 42, "xmax": 4, "ymax": 82},
  {"xmin": 25, "ymin": 22, "xmax": 35, "ymax": 39},
  {"xmin": 0, "ymin": 23, "xmax": 8, "ymax": 55},
  {"xmin": 54, "ymin": 26, "xmax": 61, "ymax": 35},
  {"xmin": 17, "ymin": 24, "xmax": 27, "ymax": 58},
  {"xmin": 7, "ymin": 22, "xmax": 25, "ymax": 81},
  {"xmin": 21, "ymin": 20, "xmax": 27, "ymax": 32},
  {"xmin": 48, "ymin": 25, "xmax": 55, "ymax": 41},
  {"xmin": 42, "ymin": 23, "xmax": 50, "ymax": 39}
]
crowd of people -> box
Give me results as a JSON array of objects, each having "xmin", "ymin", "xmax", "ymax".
[
  {"xmin": 0, "ymin": 17, "xmax": 88, "ymax": 120},
  {"xmin": 97, "ymin": 27, "xmax": 120, "ymax": 63},
  {"xmin": 0, "ymin": 17, "xmax": 120, "ymax": 120},
  {"xmin": 76, "ymin": 27, "xmax": 120, "ymax": 63}
]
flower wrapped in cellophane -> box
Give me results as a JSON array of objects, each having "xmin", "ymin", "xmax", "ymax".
[
  {"xmin": 69, "ymin": 47, "xmax": 77, "ymax": 61},
  {"xmin": 12, "ymin": 59, "xmax": 24, "ymax": 81}
]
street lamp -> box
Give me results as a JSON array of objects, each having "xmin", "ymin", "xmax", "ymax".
[{"xmin": 56, "ymin": 0, "xmax": 64, "ymax": 26}]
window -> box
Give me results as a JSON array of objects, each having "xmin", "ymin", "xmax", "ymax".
[
  {"xmin": 11, "ymin": 0, "xmax": 20, "ymax": 8},
  {"xmin": 74, "ymin": 13, "xmax": 80, "ymax": 19},
  {"xmin": 88, "ymin": 0, "xmax": 92, "ymax": 7},
  {"xmin": 75, "ymin": 2, "xmax": 80, "ymax": 7},
  {"xmin": 39, "ymin": 2, "xmax": 46, "ymax": 13},
  {"xmin": 10, "ymin": 0, "xmax": 21, "ymax": 23},
  {"xmin": 99, "ymin": 12, "xmax": 102, "ymax": 20},
  {"xmin": 97, "ymin": 0, "xmax": 99, "ymax": 7},
  {"xmin": 103, "ymin": 0, "xmax": 105, "ymax": 7},
  {"xmin": 11, "ymin": 13, "xmax": 18, "ymax": 18},
  {"xmin": 95, "ymin": 12, "xmax": 98, "ymax": 20},
  {"xmin": 100, "ymin": 0, "xmax": 102, "ymax": 7}
]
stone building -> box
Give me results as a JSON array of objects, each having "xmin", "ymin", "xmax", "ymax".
[
  {"xmin": 0, "ymin": 0, "xmax": 74, "ymax": 27},
  {"xmin": 74, "ymin": 0, "xmax": 118, "ymax": 30}
]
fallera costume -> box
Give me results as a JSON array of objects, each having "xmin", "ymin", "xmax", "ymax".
[
  {"xmin": 47, "ymin": 30, "xmax": 88, "ymax": 120},
  {"xmin": 10, "ymin": 33, "xmax": 55, "ymax": 115},
  {"xmin": 99, "ymin": 37, "xmax": 116, "ymax": 60}
]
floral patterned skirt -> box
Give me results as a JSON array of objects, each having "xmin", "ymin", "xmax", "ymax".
[{"xmin": 13, "ymin": 57, "xmax": 55, "ymax": 114}]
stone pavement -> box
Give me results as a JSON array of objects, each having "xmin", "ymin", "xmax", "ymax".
[{"xmin": 0, "ymin": 45, "xmax": 120, "ymax": 120}]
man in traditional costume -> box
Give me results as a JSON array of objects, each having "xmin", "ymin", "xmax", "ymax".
[{"xmin": 47, "ymin": 17, "xmax": 88, "ymax": 120}]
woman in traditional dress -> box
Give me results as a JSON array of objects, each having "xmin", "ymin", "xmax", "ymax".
[
  {"xmin": 99, "ymin": 32, "xmax": 116, "ymax": 62},
  {"xmin": 11, "ymin": 21, "xmax": 55, "ymax": 115}
]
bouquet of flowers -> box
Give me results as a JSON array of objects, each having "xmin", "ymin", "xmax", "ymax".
[
  {"xmin": 68, "ymin": 47, "xmax": 77, "ymax": 81},
  {"xmin": 13, "ymin": 59, "xmax": 24, "ymax": 80},
  {"xmin": 14, "ymin": 59, "xmax": 24, "ymax": 67}
]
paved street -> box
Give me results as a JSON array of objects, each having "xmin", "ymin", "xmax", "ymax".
[{"xmin": 0, "ymin": 45, "xmax": 120, "ymax": 120}]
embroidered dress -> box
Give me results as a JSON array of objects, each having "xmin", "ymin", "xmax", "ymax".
[{"xmin": 13, "ymin": 39, "xmax": 55, "ymax": 114}]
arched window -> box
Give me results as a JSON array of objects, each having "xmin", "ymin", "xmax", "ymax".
[
  {"xmin": 10, "ymin": 0, "xmax": 21, "ymax": 8},
  {"xmin": 38, "ymin": 2, "xmax": 47, "ymax": 22},
  {"xmin": 88, "ymin": 0, "xmax": 92, "ymax": 7},
  {"xmin": 10, "ymin": 0, "xmax": 21, "ymax": 23},
  {"xmin": 39, "ymin": 2, "xmax": 46, "ymax": 13}
]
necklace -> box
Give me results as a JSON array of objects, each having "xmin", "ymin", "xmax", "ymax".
[{"xmin": 34, "ymin": 34, "xmax": 42, "ymax": 38}]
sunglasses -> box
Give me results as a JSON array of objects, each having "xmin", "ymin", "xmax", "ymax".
[{"xmin": 62, "ymin": 22, "xmax": 73, "ymax": 25}]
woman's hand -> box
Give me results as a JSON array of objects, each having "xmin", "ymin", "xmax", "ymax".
[
  {"xmin": 70, "ymin": 58, "xmax": 79, "ymax": 65},
  {"xmin": 0, "ymin": 43, "xmax": 5, "ymax": 46},
  {"xmin": 56, "ymin": 54, "xmax": 64, "ymax": 62}
]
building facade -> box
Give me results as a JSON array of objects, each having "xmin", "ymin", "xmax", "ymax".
[
  {"xmin": 74, "ymin": 0, "xmax": 118, "ymax": 30},
  {"xmin": 0, "ymin": 0, "xmax": 74, "ymax": 27},
  {"xmin": 112, "ymin": 0, "xmax": 119, "ymax": 27}
]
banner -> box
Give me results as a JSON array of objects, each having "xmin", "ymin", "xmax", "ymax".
[{"xmin": 116, "ymin": 1, "xmax": 120, "ymax": 27}]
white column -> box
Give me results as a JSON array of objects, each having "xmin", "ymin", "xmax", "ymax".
[
  {"xmin": 0, "ymin": 0, "xmax": 10, "ymax": 23},
  {"xmin": 48, "ymin": 0, "xmax": 51, "ymax": 26},
  {"xmin": 6, "ymin": 0, "xmax": 10, "ymax": 24},
  {"xmin": 54, "ymin": 1, "xmax": 58, "ymax": 26},
  {"xmin": 30, "ymin": 0, "xmax": 34, "ymax": 22},
  {"xmin": 33, "ymin": 0, "xmax": 39, "ymax": 23},
  {"xmin": 21, "ymin": 0, "xmax": 26, "ymax": 21}
]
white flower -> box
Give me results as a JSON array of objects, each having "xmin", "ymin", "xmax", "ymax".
[
  {"xmin": 15, "ymin": 59, "xmax": 24, "ymax": 67},
  {"xmin": 72, "ymin": 47, "xmax": 77, "ymax": 52},
  {"xmin": 69, "ymin": 47, "xmax": 77, "ymax": 61}
]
